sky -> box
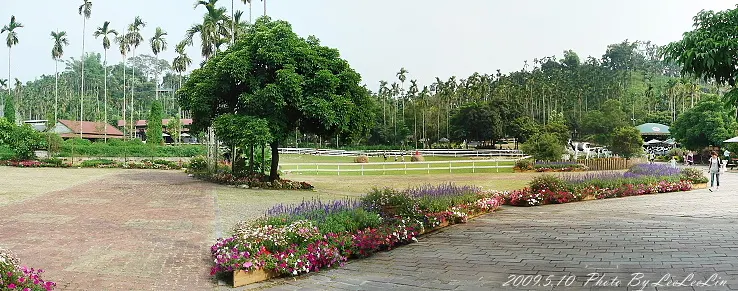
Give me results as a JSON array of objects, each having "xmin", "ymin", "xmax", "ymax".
[{"xmin": 0, "ymin": 0, "xmax": 736, "ymax": 92}]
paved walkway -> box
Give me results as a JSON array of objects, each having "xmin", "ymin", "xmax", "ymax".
[
  {"xmin": 0, "ymin": 170, "xmax": 216, "ymax": 290},
  {"xmin": 262, "ymin": 172, "xmax": 738, "ymax": 291}
]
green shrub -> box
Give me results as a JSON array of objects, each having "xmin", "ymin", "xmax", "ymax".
[
  {"xmin": 39, "ymin": 157, "xmax": 64, "ymax": 166},
  {"xmin": 80, "ymin": 159, "xmax": 117, "ymax": 167},
  {"xmin": 361, "ymin": 188, "xmax": 417, "ymax": 217},
  {"xmin": 680, "ymin": 167, "xmax": 708, "ymax": 184},
  {"xmin": 317, "ymin": 209, "xmax": 382, "ymax": 234},
  {"xmin": 514, "ymin": 158, "xmax": 534, "ymax": 170},
  {"xmin": 187, "ymin": 156, "xmax": 208, "ymax": 172},
  {"xmin": 529, "ymin": 174, "xmax": 568, "ymax": 192},
  {"xmin": 520, "ymin": 133, "xmax": 565, "ymax": 161}
]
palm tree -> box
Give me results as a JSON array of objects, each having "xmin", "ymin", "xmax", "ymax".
[
  {"xmin": 93, "ymin": 21, "xmax": 117, "ymax": 142},
  {"xmin": 78, "ymin": 0, "xmax": 92, "ymax": 138},
  {"xmin": 172, "ymin": 41, "xmax": 191, "ymax": 144},
  {"xmin": 242, "ymin": 0, "xmax": 253, "ymax": 23},
  {"xmin": 396, "ymin": 67, "xmax": 408, "ymax": 118},
  {"xmin": 188, "ymin": 3, "xmax": 229, "ymax": 59},
  {"xmin": 261, "ymin": 0, "xmax": 266, "ymax": 16},
  {"xmin": 1, "ymin": 16, "xmax": 23, "ymax": 116},
  {"xmin": 150, "ymin": 27, "xmax": 168, "ymax": 101},
  {"xmin": 115, "ymin": 33, "xmax": 130, "ymax": 139},
  {"xmin": 51, "ymin": 31, "xmax": 69, "ymax": 123},
  {"xmin": 127, "ymin": 16, "xmax": 145, "ymax": 138}
]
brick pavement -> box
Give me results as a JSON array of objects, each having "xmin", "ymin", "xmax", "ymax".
[
  {"xmin": 0, "ymin": 170, "xmax": 217, "ymax": 290},
  {"xmin": 262, "ymin": 171, "xmax": 738, "ymax": 291}
]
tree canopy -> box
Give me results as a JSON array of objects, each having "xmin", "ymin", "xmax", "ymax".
[
  {"xmin": 179, "ymin": 17, "xmax": 375, "ymax": 180},
  {"xmin": 662, "ymin": 5, "xmax": 738, "ymax": 104},
  {"xmin": 671, "ymin": 96, "xmax": 737, "ymax": 150}
]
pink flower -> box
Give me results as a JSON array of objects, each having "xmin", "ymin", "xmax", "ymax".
[
  {"xmin": 243, "ymin": 262, "xmax": 253, "ymax": 268},
  {"xmin": 8, "ymin": 283, "xmax": 16, "ymax": 289}
]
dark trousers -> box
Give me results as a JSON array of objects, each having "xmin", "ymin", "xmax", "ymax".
[{"xmin": 711, "ymin": 172, "xmax": 720, "ymax": 187}]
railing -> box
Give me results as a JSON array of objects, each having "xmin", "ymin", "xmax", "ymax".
[
  {"xmin": 278, "ymin": 158, "xmax": 527, "ymax": 175},
  {"xmin": 278, "ymin": 148, "xmax": 525, "ymax": 158}
]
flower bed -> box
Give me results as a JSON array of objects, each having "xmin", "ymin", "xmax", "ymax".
[
  {"xmin": 514, "ymin": 159, "xmax": 587, "ymax": 172},
  {"xmin": 210, "ymin": 183, "xmax": 504, "ymax": 287},
  {"xmin": 0, "ymin": 248, "xmax": 56, "ymax": 291},
  {"xmin": 507, "ymin": 163, "xmax": 699, "ymax": 207},
  {"xmin": 0, "ymin": 158, "xmax": 182, "ymax": 170},
  {"xmin": 197, "ymin": 172, "xmax": 314, "ymax": 190}
]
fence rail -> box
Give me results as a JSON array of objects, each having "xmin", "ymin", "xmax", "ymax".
[
  {"xmin": 278, "ymin": 148, "xmax": 525, "ymax": 158},
  {"xmin": 279, "ymin": 158, "xmax": 527, "ymax": 175}
]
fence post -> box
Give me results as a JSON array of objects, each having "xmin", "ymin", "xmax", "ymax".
[
  {"xmin": 383, "ymin": 164, "xmax": 385, "ymax": 175},
  {"xmin": 449, "ymin": 161, "xmax": 452, "ymax": 173},
  {"xmin": 337, "ymin": 164, "xmax": 340, "ymax": 176},
  {"xmin": 472, "ymin": 161, "xmax": 475, "ymax": 173},
  {"xmin": 427, "ymin": 163, "xmax": 430, "ymax": 174},
  {"xmin": 361, "ymin": 164, "xmax": 364, "ymax": 176},
  {"xmin": 404, "ymin": 163, "xmax": 407, "ymax": 175},
  {"xmin": 296, "ymin": 164, "xmax": 299, "ymax": 174},
  {"xmin": 496, "ymin": 160, "xmax": 499, "ymax": 173}
]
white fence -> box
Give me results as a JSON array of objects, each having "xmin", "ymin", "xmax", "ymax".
[
  {"xmin": 278, "ymin": 158, "xmax": 527, "ymax": 175},
  {"xmin": 278, "ymin": 148, "xmax": 525, "ymax": 158}
]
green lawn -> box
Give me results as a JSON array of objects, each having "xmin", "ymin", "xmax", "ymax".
[{"xmin": 278, "ymin": 154, "xmax": 516, "ymax": 175}]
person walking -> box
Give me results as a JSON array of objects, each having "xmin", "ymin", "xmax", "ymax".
[{"xmin": 709, "ymin": 151, "xmax": 722, "ymax": 192}]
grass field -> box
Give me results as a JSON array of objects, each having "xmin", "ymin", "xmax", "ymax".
[{"xmin": 278, "ymin": 154, "xmax": 518, "ymax": 175}]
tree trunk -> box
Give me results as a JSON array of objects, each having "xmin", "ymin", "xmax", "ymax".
[
  {"xmin": 269, "ymin": 141, "xmax": 279, "ymax": 181},
  {"xmin": 55, "ymin": 59, "xmax": 58, "ymax": 123},
  {"xmin": 104, "ymin": 49, "xmax": 108, "ymax": 142},
  {"xmin": 81, "ymin": 18, "xmax": 86, "ymax": 139},
  {"xmin": 249, "ymin": 144, "xmax": 254, "ymax": 174}
]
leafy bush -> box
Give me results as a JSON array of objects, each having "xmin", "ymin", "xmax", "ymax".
[
  {"xmin": 520, "ymin": 133, "xmax": 564, "ymax": 161},
  {"xmin": 410, "ymin": 154, "xmax": 424, "ymax": 162},
  {"xmin": 514, "ymin": 158, "xmax": 534, "ymax": 170},
  {"xmin": 58, "ymin": 139, "xmax": 206, "ymax": 157},
  {"xmin": 0, "ymin": 119, "xmax": 45, "ymax": 160},
  {"xmin": 529, "ymin": 174, "xmax": 568, "ymax": 192},
  {"xmin": 187, "ymin": 156, "xmax": 208, "ymax": 172},
  {"xmin": 80, "ymin": 159, "xmax": 118, "ymax": 167},
  {"xmin": 361, "ymin": 188, "xmax": 418, "ymax": 218},
  {"xmin": 39, "ymin": 158, "xmax": 65, "ymax": 167},
  {"xmin": 354, "ymin": 155, "xmax": 369, "ymax": 163},
  {"xmin": 680, "ymin": 167, "xmax": 708, "ymax": 184}
]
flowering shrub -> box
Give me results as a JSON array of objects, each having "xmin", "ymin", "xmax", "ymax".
[
  {"xmin": 508, "ymin": 188, "xmax": 544, "ymax": 206},
  {"xmin": 509, "ymin": 180, "xmax": 691, "ymax": 206},
  {"xmin": 199, "ymin": 172, "xmax": 314, "ymax": 190},
  {"xmin": 0, "ymin": 248, "xmax": 56, "ymax": 291},
  {"xmin": 680, "ymin": 167, "xmax": 708, "ymax": 184}
]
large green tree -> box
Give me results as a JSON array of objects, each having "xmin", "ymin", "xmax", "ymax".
[
  {"xmin": 672, "ymin": 96, "xmax": 737, "ymax": 150},
  {"xmin": 449, "ymin": 102, "xmax": 503, "ymax": 145},
  {"xmin": 179, "ymin": 17, "xmax": 375, "ymax": 181},
  {"xmin": 609, "ymin": 127, "xmax": 644, "ymax": 158},
  {"xmin": 662, "ymin": 5, "xmax": 738, "ymax": 105}
]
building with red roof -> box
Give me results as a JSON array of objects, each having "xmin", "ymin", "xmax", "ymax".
[{"xmin": 50, "ymin": 120, "xmax": 125, "ymax": 140}]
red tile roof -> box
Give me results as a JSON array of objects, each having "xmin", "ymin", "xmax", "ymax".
[
  {"xmin": 59, "ymin": 133, "xmax": 125, "ymax": 139},
  {"xmin": 117, "ymin": 119, "xmax": 193, "ymax": 127},
  {"xmin": 58, "ymin": 120, "xmax": 124, "ymax": 136}
]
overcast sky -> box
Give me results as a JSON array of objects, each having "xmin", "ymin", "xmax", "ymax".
[{"xmin": 1, "ymin": 0, "xmax": 735, "ymax": 91}]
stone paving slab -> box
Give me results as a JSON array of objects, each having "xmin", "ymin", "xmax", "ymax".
[
  {"xmin": 259, "ymin": 172, "xmax": 738, "ymax": 291},
  {"xmin": 0, "ymin": 170, "xmax": 217, "ymax": 290}
]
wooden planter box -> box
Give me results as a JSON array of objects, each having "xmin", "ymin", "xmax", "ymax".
[
  {"xmin": 581, "ymin": 194, "xmax": 596, "ymax": 201},
  {"xmin": 693, "ymin": 183, "xmax": 708, "ymax": 189},
  {"xmin": 233, "ymin": 269, "xmax": 280, "ymax": 287}
]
